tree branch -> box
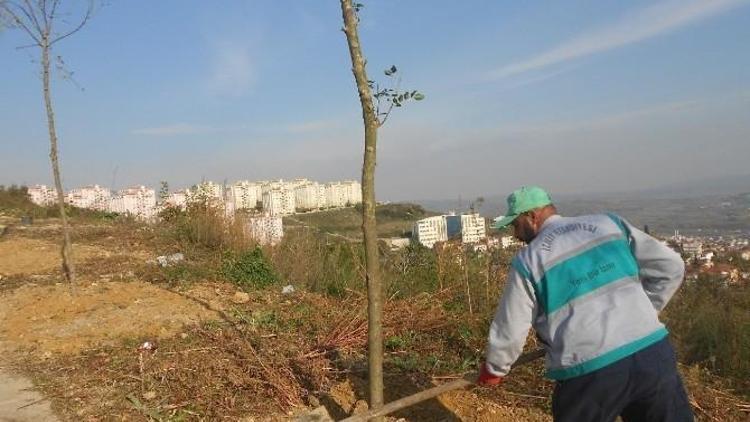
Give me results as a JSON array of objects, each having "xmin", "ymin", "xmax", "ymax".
[
  {"xmin": 1, "ymin": 2, "xmax": 42, "ymax": 45},
  {"xmin": 20, "ymin": 0, "xmax": 44, "ymax": 35},
  {"xmin": 15, "ymin": 42, "xmax": 40, "ymax": 49},
  {"xmin": 378, "ymin": 75, "xmax": 401, "ymax": 127},
  {"xmin": 49, "ymin": 0, "xmax": 59, "ymax": 23},
  {"xmin": 49, "ymin": 0, "xmax": 91, "ymax": 45},
  {"xmin": 39, "ymin": 0, "xmax": 50, "ymax": 32}
]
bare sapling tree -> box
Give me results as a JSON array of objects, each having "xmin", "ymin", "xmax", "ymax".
[
  {"xmin": 0, "ymin": 0, "xmax": 94, "ymax": 294},
  {"xmin": 339, "ymin": 0, "xmax": 423, "ymax": 416}
]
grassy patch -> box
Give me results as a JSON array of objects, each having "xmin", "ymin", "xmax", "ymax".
[
  {"xmin": 285, "ymin": 202, "xmax": 438, "ymax": 239},
  {"xmin": 221, "ymin": 247, "xmax": 278, "ymax": 290}
]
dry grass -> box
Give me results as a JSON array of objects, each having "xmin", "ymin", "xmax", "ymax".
[
  {"xmin": 2, "ymin": 210, "xmax": 749, "ymax": 421},
  {"xmin": 20, "ymin": 324, "xmax": 295, "ymax": 420}
]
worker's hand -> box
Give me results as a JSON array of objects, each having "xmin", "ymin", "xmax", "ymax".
[{"xmin": 476, "ymin": 362, "xmax": 504, "ymax": 386}]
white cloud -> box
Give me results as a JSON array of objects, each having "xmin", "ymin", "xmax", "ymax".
[
  {"xmin": 487, "ymin": 0, "xmax": 748, "ymax": 80},
  {"xmin": 132, "ymin": 123, "xmax": 214, "ymax": 136},
  {"xmin": 209, "ymin": 43, "xmax": 256, "ymax": 96}
]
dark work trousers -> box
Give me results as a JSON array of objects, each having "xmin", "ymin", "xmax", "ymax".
[{"xmin": 552, "ymin": 337, "xmax": 694, "ymax": 422}]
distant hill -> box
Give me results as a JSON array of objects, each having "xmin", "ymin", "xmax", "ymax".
[{"xmin": 284, "ymin": 203, "xmax": 438, "ymax": 240}]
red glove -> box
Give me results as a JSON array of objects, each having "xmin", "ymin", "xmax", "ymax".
[{"xmin": 477, "ymin": 362, "xmax": 504, "ymax": 386}]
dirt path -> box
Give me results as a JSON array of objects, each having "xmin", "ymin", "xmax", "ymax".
[{"xmin": 0, "ymin": 370, "xmax": 58, "ymax": 422}]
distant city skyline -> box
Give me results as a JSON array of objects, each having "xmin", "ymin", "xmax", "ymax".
[{"xmin": 2, "ymin": 1, "xmax": 749, "ymax": 201}]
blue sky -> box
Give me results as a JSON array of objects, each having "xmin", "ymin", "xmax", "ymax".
[{"xmin": 1, "ymin": 0, "xmax": 749, "ymax": 200}]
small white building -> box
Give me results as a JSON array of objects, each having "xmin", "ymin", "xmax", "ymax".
[
  {"xmin": 413, "ymin": 216, "xmax": 448, "ymax": 248},
  {"xmin": 500, "ymin": 235, "xmax": 523, "ymax": 249},
  {"xmin": 246, "ymin": 215, "xmax": 283, "ymax": 245},
  {"xmin": 383, "ymin": 237, "xmax": 411, "ymax": 251},
  {"xmin": 682, "ymin": 241, "xmax": 703, "ymax": 260},
  {"xmin": 460, "ymin": 213, "xmax": 486, "ymax": 244},
  {"xmin": 27, "ymin": 184, "xmax": 58, "ymax": 206}
]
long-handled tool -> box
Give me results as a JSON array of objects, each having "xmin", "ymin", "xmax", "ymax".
[{"xmin": 298, "ymin": 348, "xmax": 545, "ymax": 422}]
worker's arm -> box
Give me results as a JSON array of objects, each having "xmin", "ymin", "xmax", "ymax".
[
  {"xmin": 622, "ymin": 218, "xmax": 686, "ymax": 312},
  {"xmin": 484, "ymin": 266, "xmax": 538, "ymax": 377}
]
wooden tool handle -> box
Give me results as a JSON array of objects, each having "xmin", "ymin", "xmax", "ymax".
[{"xmin": 340, "ymin": 348, "xmax": 545, "ymax": 422}]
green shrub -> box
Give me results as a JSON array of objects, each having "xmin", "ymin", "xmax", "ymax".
[
  {"xmin": 222, "ymin": 247, "xmax": 278, "ymax": 289},
  {"xmin": 665, "ymin": 275, "xmax": 750, "ymax": 386}
]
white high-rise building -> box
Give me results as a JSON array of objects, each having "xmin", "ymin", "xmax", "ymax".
[
  {"xmin": 246, "ymin": 215, "xmax": 284, "ymax": 245},
  {"xmin": 288, "ymin": 178, "xmax": 311, "ymax": 190},
  {"xmin": 460, "ymin": 213, "xmax": 486, "ymax": 244},
  {"xmin": 340, "ymin": 180, "xmax": 362, "ymax": 205},
  {"xmin": 165, "ymin": 190, "xmax": 189, "ymax": 210},
  {"xmin": 65, "ymin": 185, "xmax": 111, "ymax": 211},
  {"xmin": 27, "ymin": 185, "xmax": 57, "ymax": 206},
  {"xmin": 324, "ymin": 182, "xmax": 348, "ymax": 208},
  {"xmin": 190, "ymin": 181, "xmax": 224, "ymax": 203},
  {"xmin": 229, "ymin": 181, "xmax": 261, "ymax": 211},
  {"xmin": 294, "ymin": 182, "xmax": 327, "ymax": 210},
  {"xmin": 323, "ymin": 180, "xmax": 362, "ymax": 208},
  {"xmin": 413, "ymin": 216, "xmax": 448, "ymax": 248},
  {"xmin": 260, "ymin": 179, "xmax": 286, "ymax": 194},
  {"xmin": 109, "ymin": 186, "xmax": 157, "ymax": 220},
  {"xmin": 262, "ymin": 188, "xmax": 296, "ymax": 216}
]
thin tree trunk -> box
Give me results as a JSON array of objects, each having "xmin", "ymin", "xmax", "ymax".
[
  {"xmin": 41, "ymin": 38, "xmax": 76, "ymax": 294},
  {"xmin": 340, "ymin": 0, "xmax": 384, "ymax": 417},
  {"xmin": 463, "ymin": 250, "xmax": 472, "ymax": 314}
]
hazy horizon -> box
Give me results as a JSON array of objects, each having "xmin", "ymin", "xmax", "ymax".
[{"xmin": 2, "ymin": 1, "xmax": 749, "ymax": 200}]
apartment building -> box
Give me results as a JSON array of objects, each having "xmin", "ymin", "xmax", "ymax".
[
  {"xmin": 414, "ymin": 213, "xmax": 487, "ymax": 248},
  {"xmin": 27, "ymin": 185, "xmax": 57, "ymax": 206},
  {"xmin": 164, "ymin": 190, "xmax": 189, "ymax": 210},
  {"xmin": 341, "ymin": 180, "xmax": 362, "ymax": 205},
  {"xmin": 110, "ymin": 186, "xmax": 157, "ymax": 220},
  {"xmin": 260, "ymin": 179, "xmax": 286, "ymax": 194},
  {"xmin": 246, "ymin": 215, "xmax": 284, "ymax": 246},
  {"xmin": 190, "ymin": 181, "xmax": 224, "ymax": 203},
  {"xmin": 229, "ymin": 181, "xmax": 261, "ymax": 211},
  {"xmin": 294, "ymin": 182, "xmax": 327, "ymax": 210},
  {"xmin": 65, "ymin": 185, "xmax": 111, "ymax": 211},
  {"xmin": 262, "ymin": 188, "xmax": 296, "ymax": 216},
  {"xmin": 288, "ymin": 178, "xmax": 311, "ymax": 190},
  {"xmin": 413, "ymin": 216, "xmax": 448, "ymax": 248},
  {"xmin": 460, "ymin": 213, "xmax": 486, "ymax": 244}
]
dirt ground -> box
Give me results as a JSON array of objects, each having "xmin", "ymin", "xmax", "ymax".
[
  {"xmin": 0, "ymin": 237, "xmax": 102, "ymax": 276},
  {"xmin": 0, "ymin": 280, "xmax": 218, "ymax": 355}
]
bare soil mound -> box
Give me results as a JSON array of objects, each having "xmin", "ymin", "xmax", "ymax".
[
  {"xmin": 0, "ymin": 281, "xmax": 218, "ymax": 355},
  {"xmin": 0, "ymin": 237, "xmax": 102, "ymax": 276}
]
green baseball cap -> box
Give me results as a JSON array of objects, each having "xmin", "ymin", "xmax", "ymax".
[{"xmin": 493, "ymin": 186, "xmax": 552, "ymax": 229}]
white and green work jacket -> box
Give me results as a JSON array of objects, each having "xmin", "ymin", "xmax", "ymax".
[{"xmin": 486, "ymin": 214, "xmax": 685, "ymax": 381}]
